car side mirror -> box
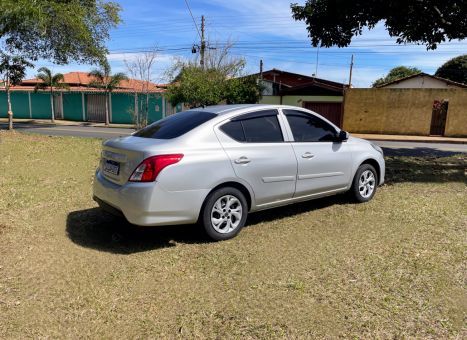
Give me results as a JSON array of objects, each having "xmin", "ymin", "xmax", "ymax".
[{"xmin": 336, "ymin": 130, "xmax": 349, "ymax": 142}]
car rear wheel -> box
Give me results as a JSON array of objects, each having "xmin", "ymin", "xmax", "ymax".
[
  {"xmin": 201, "ymin": 187, "xmax": 248, "ymax": 241},
  {"xmin": 349, "ymin": 164, "xmax": 378, "ymax": 203}
]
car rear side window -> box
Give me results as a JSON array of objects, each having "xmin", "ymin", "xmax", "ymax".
[
  {"xmin": 283, "ymin": 109, "xmax": 336, "ymax": 142},
  {"xmin": 221, "ymin": 110, "xmax": 283, "ymax": 143},
  {"xmin": 220, "ymin": 121, "xmax": 245, "ymax": 142},
  {"xmin": 133, "ymin": 110, "xmax": 217, "ymax": 139},
  {"xmin": 242, "ymin": 116, "xmax": 283, "ymax": 143}
]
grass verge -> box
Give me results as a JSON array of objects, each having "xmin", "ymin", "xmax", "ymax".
[{"xmin": 0, "ymin": 131, "xmax": 466, "ymax": 339}]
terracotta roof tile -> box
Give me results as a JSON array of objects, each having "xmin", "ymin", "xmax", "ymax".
[{"xmin": 20, "ymin": 71, "xmax": 166, "ymax": 92}]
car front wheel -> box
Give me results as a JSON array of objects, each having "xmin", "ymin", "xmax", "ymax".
[
  {"xmin": 349, "ymin": 164, "xmax": 378, "ymax": 203},
  {"xmin": 201, "ymin": 187, "xmax": 248, "ymax": 241}
]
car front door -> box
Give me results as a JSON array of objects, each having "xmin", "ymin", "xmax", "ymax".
[
  {"xmin": 281, "ymin": 109, "xmax": 352, "ymax": 197},
  {"xmin": 215, "ymin": 109, "xmax": 298, "ymax": 206}
]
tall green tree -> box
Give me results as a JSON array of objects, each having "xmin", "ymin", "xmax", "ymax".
[
  {"xmin": 34, "ymin": 67, "xmax": 71, "ymax": 123},
  {"xmin": 88, "ymin": 62, "xmax": 128, "ymax": 125},
  {"xmin": 0, "ymin": 0, "xmax": 123, "ymax": 65},
  {"xmin": 372, "ymin": 66, "xmax": 422, "ymax": 88},
  {"xmin": 291, "ymin": 0, "xmax": 467, "ymax": 50},
  {"xmin": 0, "ymin": 54, "xmax": 34, "ymax": 130},
  {"xmin": 435, "ymin": 55, "xmax": 467, "ymax": 84}
]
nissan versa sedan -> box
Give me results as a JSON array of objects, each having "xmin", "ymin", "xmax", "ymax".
[{"xmin": 93, "ymin": 104, "xmax": 385, "ymax": 240}]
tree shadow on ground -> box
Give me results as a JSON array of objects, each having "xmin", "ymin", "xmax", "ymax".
[{"xmin": 384, "ymin": 154, "xmax": 466, "ymax": 185}]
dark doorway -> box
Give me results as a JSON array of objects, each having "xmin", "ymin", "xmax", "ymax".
[
  {"xmin": 430, "ymin": 100, "xmax": 448, "ymax": 136},
  {"xmin": 304, "ymin": 102, "xmax": 343, "ymax": 128}
]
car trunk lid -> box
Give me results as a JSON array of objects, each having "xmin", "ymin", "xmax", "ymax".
[{"xmin": 99, "ymin": 136, "xmax": 172, "ymax": 185}]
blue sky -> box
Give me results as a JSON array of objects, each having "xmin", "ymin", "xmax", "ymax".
[{"xmin": 28, "ymin": 0, "xmax": 467, "ymax": 87}]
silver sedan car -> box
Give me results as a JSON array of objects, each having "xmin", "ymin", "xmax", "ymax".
[{"xmin": 93, "ymin": 104, "xmax": 385, "ymax": 240}]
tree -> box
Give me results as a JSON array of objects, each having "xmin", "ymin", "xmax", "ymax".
[
  {"xmin": 435, "ymin": 55, "xmax": 467, "ymax": 84},
  {"xmin": 88, "ymin": 62, "xmax": 128, "ymax": 125},
  {"xmin": 290, "ymin": 0, "xmax": 467, "ymax": 50},
  {"xmin": 124, "ymin": 43, "xmax": 163, "ymax": 129},
  {"xmin": 225, "ymin": 76, "xmax": 266, "ymax": 104},
  {"xmin": 34, "ymin": 67, "xmax": 70, "ymax": 123},
  {"xmin": 0, "ymin": 0, "xmax": 123, "ymax": 65},
  {"xmin": 0, "ymin": 54, "xmax": 33, "ymax": 130},
  {"xmin": 165, "ymin": 36, "xmax": 264, "ymax": 108},
  {"xmin": 372, "ymin": 66, "xmax": 422, "ymax": 87}
]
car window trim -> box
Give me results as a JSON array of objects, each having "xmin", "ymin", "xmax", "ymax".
[{"xmin": 230, "ymin": 109, "xmax": 279, "ymax": 122}]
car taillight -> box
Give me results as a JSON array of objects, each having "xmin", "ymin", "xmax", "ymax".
[{"xmin": 129, "ymin": 154, "xmax": 183, "ymax": 182}]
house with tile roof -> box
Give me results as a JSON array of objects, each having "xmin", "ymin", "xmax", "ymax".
[
  {"xmin": 0, "ymin": 72, "xmax": 183, "ymax": 124},
  {"xmin": 257, "ymin": 69, "xmax": 350, "ymax": 128},
  {"xmin": 376, "ymin": 72, "xmax": 467, "ymax": 89}
]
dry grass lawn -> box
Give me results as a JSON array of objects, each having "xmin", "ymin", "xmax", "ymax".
[{"xmin": 0, "ymin": 130, "xmax": 466, "ymax": 339}]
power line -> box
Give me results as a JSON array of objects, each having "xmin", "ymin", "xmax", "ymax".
[{"xmin": 183, "ymin": 0, "xmax": 202, "ymax": 40}]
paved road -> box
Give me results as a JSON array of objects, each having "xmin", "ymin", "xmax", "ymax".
[{"xmin": 2, "ymin": 123, "xmax": 467, "ymax": 157}]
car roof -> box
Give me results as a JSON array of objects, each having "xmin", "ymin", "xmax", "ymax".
[{"xmin": 200, "ymin": 104, "xmax": 268, "ymax": 115}]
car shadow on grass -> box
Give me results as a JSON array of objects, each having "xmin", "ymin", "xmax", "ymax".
[
  {"xmin": 66, "ymin": 207, "xmax": 207, "ymax": 254},
  {"xmin": 66, "ymin": 194, "xmax": 356, "ymax": 254}
]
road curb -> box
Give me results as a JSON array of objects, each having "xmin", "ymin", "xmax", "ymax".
[{"xmin": 363, "ymin": 138, "xmax": 467, "ymax": 145}]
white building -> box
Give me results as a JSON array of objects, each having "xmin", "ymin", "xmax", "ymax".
[{"xmin": 377, "ymin": 73, "xmax": 467, "ymax": 89}]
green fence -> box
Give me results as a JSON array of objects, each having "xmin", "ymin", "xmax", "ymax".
[{"xmin": 0, "ymin": 90, "xmax": 169, "ymax": 124}]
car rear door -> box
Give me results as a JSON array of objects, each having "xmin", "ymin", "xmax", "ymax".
[
  {"xmin": 215, "ymin": 109, "xmax": 298, "ymax": 206},
  {"xmin": 281, "ymin": 109, "xmax": 352, "ymax": 197}
]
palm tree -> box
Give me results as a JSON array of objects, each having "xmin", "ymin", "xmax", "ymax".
[
  {"xmin": 88, "ymin": 62, "xmax": 128, "ymax": 125},
  {"xmin": 34, "ymin": 67, "xmax": 70, "ymax": 123}
]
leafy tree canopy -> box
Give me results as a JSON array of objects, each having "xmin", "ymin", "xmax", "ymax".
[
  {"xmin": 0, "ymin": 0, "xmax": 123, "ymax": 64},
  {"xmin": 0, "ymin": 54, "xmax": 33, "ymax": 87},
  {"xmin": 165, "ymin": 67, "xmax": 265, "ymax": 108},
  {"xmin": 88, "ymin": 61, "xmax": 129, "ymax": 92},
  {"xmin": 291, "ymin": 0, "xmax": 467, "ymax": 50},
  {"xmin": 372, "ymin": 66, "xmax": 422, "ymax": 88},
  {"xmin": 435, "ymin": 54, "xmax": 467, "ymax": 84}
]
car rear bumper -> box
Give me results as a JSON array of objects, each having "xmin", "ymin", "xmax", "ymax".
[{"xmin": 93, "ymin": 169, "xmax": 208, "ymax": 226}]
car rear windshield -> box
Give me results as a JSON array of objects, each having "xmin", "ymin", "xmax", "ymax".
[{"xmin": 132, "ymin": 110, "xmax": 217, "ymax": 139}]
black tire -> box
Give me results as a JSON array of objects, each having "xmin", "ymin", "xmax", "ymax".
[
  {"xmin": 349, "ymin": 164, "xmax": 378, "ymax": 203},
  {"xmin": 200, "ymin": 187, "xmax": 248, "ymax": 241}
]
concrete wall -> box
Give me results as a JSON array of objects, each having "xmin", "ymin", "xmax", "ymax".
[
  {"xmin": 260, "ymin": 95, "xmax": 343, "ymax": 107},
  {"xmin": 383, "ymin": 75, "xmax": 463, "ymax": 89},
  {"xmin": 343, "ymin": 88, "xmax": 467, "ymax": 137}
]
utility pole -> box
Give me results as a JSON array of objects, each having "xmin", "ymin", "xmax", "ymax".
[
  {"xmin": 315, "ymin": 45, "xmax": 319, "ymax": 77},
  {"xmin": 200, "ymin": 15, "xmax": 205, "ymax": 70},
  {"xmin": 260, "ymin": 60, "xmax": 263, "ymax": 79},
  {"xmin": 349, "ymin": 55, "xmax": 354, "ymax": 88}
]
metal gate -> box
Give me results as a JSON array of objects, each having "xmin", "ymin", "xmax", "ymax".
[
  {"xmin": 87, "ymin": 95, "xmax": 107, "ymax": 122},
  {"xmin": 304, "ymin": 102, "xmax": 342, "ymax": 128},
  {"xmin": 166, "ymin": 102, "xmax": 176, "ymax": 117},
  {"xmin": 430, "ymin": 104, "xmax": 448, "ymax": 136},
  {"xmin": 54, "ymin": 94, "xmax": 63, "ymax": 119}
]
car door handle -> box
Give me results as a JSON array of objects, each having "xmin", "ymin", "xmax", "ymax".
[
  {"xmin": 302, "ymin": 152, "xmax": 314, "ymax": 159},
  {"xmin": 235, "ymin": 157, "xmax": 251, "ymax": 164}
]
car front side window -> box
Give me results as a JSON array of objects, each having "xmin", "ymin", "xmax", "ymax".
[{"xmin": 282, "ymin": 109, "xmax": 336, "ymax": 142}]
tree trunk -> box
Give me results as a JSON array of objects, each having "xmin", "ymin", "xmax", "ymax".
[
  {"xmin": 145, "ymin": 91, "xmax": 149, "ymax": 127},
  {"xmin": 105, "ymin": 93, "xmax": 109, "ymax": 125},
  {"xmin": 7, "ymin": 85, "xmax": 12, "ymax": 131},
  {"xmin": 50, "ymin": 90, "xmax": 55, "ymax": 123},
  {"xmin": 134, "ymin": 92, "xmax": 138, "ymax": 128}
]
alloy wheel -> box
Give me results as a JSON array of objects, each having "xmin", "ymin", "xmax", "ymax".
[
  {"xmin": 211, "ymin": 195, "xmax": 243, "ymax": 234},
  {"xmin": 359, "ymin": 170, "xmax": 375, "ymax": 198}
]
